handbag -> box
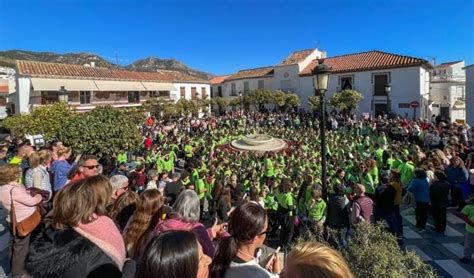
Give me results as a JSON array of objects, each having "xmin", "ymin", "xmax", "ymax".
[{"xmin": 10, "ymin": 188, "xmax": 42, "ymax": 237}]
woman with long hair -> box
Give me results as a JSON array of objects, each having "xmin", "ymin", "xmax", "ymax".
[
  {"xmin": 26, "ymin": 175, "xmax": 135, "ymax": 277},
  {"xmin": 0, "ymin": 164, "xmax": 42, "ymax": 278},
  {"xmin": 216, "ymin": 186, "xmax": 232, "ymax": 222},
  {"xmin": 446, "ymin": 156, "xmax": 469, "ymax": 210},
  {"xmin": 24, "ymin": 150, "xmax": 53, "ymax": 200},
  {"xmin": 109, "ymin": 190, "xmax": 140, "ymax": 231},
  {"xmin": 138, "ymin": 230, "xmax": 212, "ymax": 278},
  {"xmin": 123, "ymin": 189, "xmax": 165, "ymax": 260},
  {"xmin": 210, "ymin": 202, "xmax": 280, "ymax": 278}
]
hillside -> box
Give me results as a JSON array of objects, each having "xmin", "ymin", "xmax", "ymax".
[{"xmin": 0, "ymin": 50, "xmax": 213, "ymax": 80}]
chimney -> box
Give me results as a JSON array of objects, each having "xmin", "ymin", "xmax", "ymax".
[{"xmin": 90, "ymin": 62, "xmax": 96, "ymax": 67}]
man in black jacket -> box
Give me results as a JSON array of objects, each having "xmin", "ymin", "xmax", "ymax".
[
  {"xmin": 164, "ymin": 173, "xmax": 183, "ymax": 206},
  {"xmin": 430, "ymin": 170, "xmax": 451, "ymax": 234}
]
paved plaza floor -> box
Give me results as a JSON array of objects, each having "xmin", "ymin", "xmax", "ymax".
[{"xmin": 0, "ymin": 205, "xmax": 473, "ymax": 277}]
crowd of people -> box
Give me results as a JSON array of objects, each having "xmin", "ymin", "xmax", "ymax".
[{"xmin": 1, "ymin": 110, "xmax": 474, "ymax": 277}]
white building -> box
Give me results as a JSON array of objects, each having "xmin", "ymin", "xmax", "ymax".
[
  {"xmin": 464, "ymin": 64, "xmax": 474, "ymax": 126},
  {"xmin": 14, "ymin": 60, "xmax": 210, "ymax": 114},
  {"xmin": 430, "ymin": 61, "xmax": 466, "ymax": 122},
  {"xmin": 0, "ymin": 67, "xmax": 16, "ymax": 118},
  {"xmin": 215, "ymin": 49, "xmax": 433, "ymax": 119}
]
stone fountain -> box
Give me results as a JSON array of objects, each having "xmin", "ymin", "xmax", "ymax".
[{"xmin": 230, "ymin": 134, "xmax": 287, "ymax": 152}]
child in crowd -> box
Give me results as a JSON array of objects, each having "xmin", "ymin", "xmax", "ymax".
[
  {"xmin": 306, "ymin": 185, "xmax": 327, "ymax": 234},
  {"xmin": 460, "ymin": 194, "xmax": 474, "ymax": 264}
]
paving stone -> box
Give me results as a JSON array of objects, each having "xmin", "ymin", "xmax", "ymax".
[
  {"xmin": 442, "ymin": 243, "xmax": 465, "ymax": 259},
  {"xmin": 447, "ymin": 213, "xmax": 465, "ymax": 224},
  {"xmin": 435, "ymin": 259, "xmax": 474, "ymax": 278},
  {"xmin": 403, "ymin": 226, "xmax": 422, "ymax": 239},
  {"xmin": 407, "ymin": 245, "xmax": 432, "ymax": 261}
]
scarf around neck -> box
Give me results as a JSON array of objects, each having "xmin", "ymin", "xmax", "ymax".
[{"xmin": 73, "ymin": 215, "xmax": 126, "ymax": 270}]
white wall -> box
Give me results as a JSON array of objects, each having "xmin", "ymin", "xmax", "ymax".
[
  {"xmin": 301, "ymin": 66, "xmax": 426, "ymax": 118},
  {"xmin": 465, "ymin": 65, "xmax": 474, "ymax": 126},
  {"xmin": 171, "ymin": 83, "xmax": 211, "ymax": 101},
  {"xmin": 16, "ymin": 77, "xmax": 31, "ymax": 114}
]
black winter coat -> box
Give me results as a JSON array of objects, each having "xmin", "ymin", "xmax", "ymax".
[
  {"xmin": 26, "ymin": 227, "xmax": 135, "ymax": 278},
  {"xmin": 430, "ymin": 179, "xmax": 450, "ymax": 208}
]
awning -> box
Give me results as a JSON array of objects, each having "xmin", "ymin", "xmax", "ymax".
[
  {"xmin": 141, "ymin": 82, "xmax": 176, "ymax": 91},
  {"xmin": 94, "ymin": 80, "xmax": 147, "ymax": 91},
  {"xmin": 30, "ymin": 78, "xmax": 99, "ymax": 91}
]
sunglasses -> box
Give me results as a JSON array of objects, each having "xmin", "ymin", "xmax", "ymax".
[{"xmin": 82, "ymin": 164, "xmax": 99, "ymax": 170}]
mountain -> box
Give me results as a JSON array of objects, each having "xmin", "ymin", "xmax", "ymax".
[
  {"xmin": 126, "ymin": 56, "xmax": 213, "ymax": 80},
  {"xmin": 0, "ymin": 50, "xmax": 213, "ymax": 80},
  {"xmin": 0, "ymin": 50, "xmax": 119, "ymax": 69}
]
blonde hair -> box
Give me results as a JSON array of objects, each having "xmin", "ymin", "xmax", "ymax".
[
  {"xmin": 29, "ymin": 150, "xmax": 52, "ymax": 168},
  {"xmin": 287, "ymin": 242, "xmax": 353, "ymax": 278},
  {"xmin": 56, "ymin": 146, "xmax": 71, "ymax": 157},
  {"xmin": 0, "ymin": 164, "xmax": 22, "ymax": 185}
]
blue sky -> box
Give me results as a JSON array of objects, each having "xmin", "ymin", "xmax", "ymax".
[{"xmin": 0, "ymin": 0, "xmax": 473, "ymax": 75}]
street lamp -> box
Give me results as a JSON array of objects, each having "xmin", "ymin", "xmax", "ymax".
[
  {"xmin": 58, "ymin": 86, "xmax": 69, "ymax": 103},
  {"xmin": 311, "ymin": 60, "xmax": 331, "ymax": 197},
  {"xmin": 238, "ymin": 91, "xmax": 243, "ymax": 115},
  {"xmin": 385, "ymin": 84, "xmax": 391, "ymax": 115}
]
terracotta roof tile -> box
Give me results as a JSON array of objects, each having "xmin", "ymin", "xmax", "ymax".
[
  {"xmin": 210, "ymin": 75, "xmax": 230, "ymax": 85},
  {"xmin": 435, "ymin": 60, "xmax": 463, "ymax": 68},
  {"xmin": 226, "ymin": 67, "xmax": 274, "ymax": 81},
  {"xmin": 300, "ymin": 50, "xmax": 432, "ymax": 76},
  {"xmin": 280, "ymin": 49, "xmax": 315, "ymax": 65},
  {"xmin": 16, "ymin": 60, "xmax": 208, "ymax": 83}
]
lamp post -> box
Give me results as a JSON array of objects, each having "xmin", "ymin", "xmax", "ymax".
[
  {"xmin": 238, "ymin": 91, "xmax": 243, "ymax": 115},
  {"xmin": 385, "ymin": 84, "xmax": 391, "ymax": 116},
  {"xmin": 58, "ymin": 86, "xmax": 69, "ymax": 103},
  {"xmin": 311, "ymin": 60, "xmax": 331, "ymax": 196}
]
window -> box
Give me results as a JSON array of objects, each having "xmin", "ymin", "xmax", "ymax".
[
  {"xmin": 339, "ymin": 76, "xmax": 353, "ymax": 90},
  {"xmin": 201, "ymin": 87, "xmax": 207, "ymax": 98},
  {"xmin": 159, "ymin": 91, "xmax": 170, "ymax": 98},
  {"xmin": 191, "ymin": 87, "xmax": 197, "ymax": 100},
  {"xmin": 281, "ymin": 80, "xmax": 291, "ymax": 91},
  {"xmin": 244, "ymin": 81, "xmax": 250, "ymax": 94},
  {"xmin": 373, "ymin": 74, "xmax": 389, "ymax": 96},
  {"xmin": 210, "ymin": 87, "xmax": 214, "ymax": 98},
  {"xmin": 128, "ymin": 91, "xmax": 140, "ymax": 103},
  {"xmin": 180, "ymin": 87, "xmax": 186, "ymax": 99},
  {"xmin": 149, "ymin": 91, "xmax": 158, "ymax": 98},
  {"xmin": 258, "ymin": 80, "xmax": 264, "ymax": 89},
  {"xmin": 231, "ymin": 83, "xmax": 236, "ymax": 96},
  {"xmin": 218, "ymin": 86, "xmax": 222, "ymax": 97},
  {"xmin": 80, "ymin": 91, "xmax": 91, "ymax": 104}
]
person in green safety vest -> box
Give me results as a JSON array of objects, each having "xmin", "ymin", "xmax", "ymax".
[
  {"xmin": 351, "ymin": 163, "xmax": 375, "ymax": 196},
  {"xmin": 398, "ymin": 155, "xmax": 415, "ymax": 187},
  {"xmin": 329, "ymin": 169, "xmax": 346, "ymax": 195},
  {"xmin": 276, "ymin": 178, "xmax": 295, "ymax": 251},
  {"xmin": 117, "ymin": 152, "xmax": 128, "ymax": 164},
  {"xmin": 306, "ymin": 184, "xmax": 327, "ymax": 235}
]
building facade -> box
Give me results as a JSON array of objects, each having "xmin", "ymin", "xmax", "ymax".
[
  {"xmin": 14, "ymin": 60, "xmax": 210, "ymax": 114},
  {"xmin": 430, "ymin": 61, "xmax": 466, "ymax": 122},
  {"xmin": 215, "ymin": 49, "xmax": 433, "ymax": 119},
  {"xmin": 464, "ymin": 64, "xmax": 474, "ymax": 126}
]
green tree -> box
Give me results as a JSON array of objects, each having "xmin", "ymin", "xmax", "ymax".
[
  {"xmin": 272, "ymin": 90, "xmax": 287, "ymax": 111},
  {"xmin": 211, "ymin": 97, "xmax": 229, "ymax": 114},
  {"xmin": 307, "ymin": 95, "xmax": 321, "ymax": 111},
  {"xmin": 57, "ymin": 106, "xmax": 142, "ymax": 156},
  {"xmin": 285, "ymin": 92, "xmax": 301, "ymax": 111},
  {"xmin": 2, "ymin": 102, "xmax": 72, "ymax": 140},
  {"xmin": 329, "ymin": 89, "xmax": 364, "ymax": 112}
]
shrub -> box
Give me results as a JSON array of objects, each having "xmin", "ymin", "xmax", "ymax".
[{"xmin": 297, "ymin": 222, "xmax": 436, "ymax": 278}]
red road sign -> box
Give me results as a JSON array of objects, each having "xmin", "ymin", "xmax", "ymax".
[{"xmin": 410, "ymin": 101, "xmax": 419, "ymax": 108}]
